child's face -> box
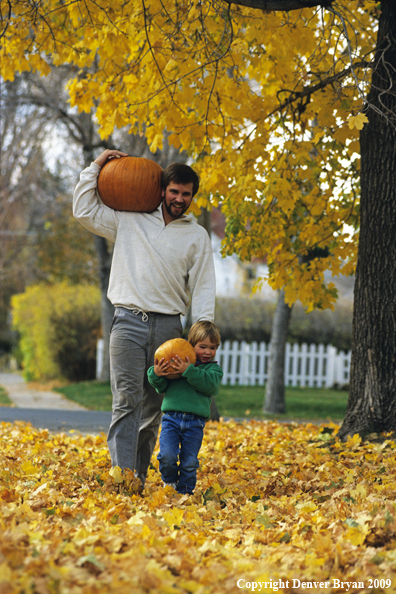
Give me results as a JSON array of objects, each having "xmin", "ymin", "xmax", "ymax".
[{"xmin": 193, "ymin": 338, "xmax": 218, "ymax": 363}]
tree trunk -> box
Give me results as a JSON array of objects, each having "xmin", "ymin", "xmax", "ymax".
[
  {"xmin": 263, "ymin": 290, "xmax": 293, "ymax": 414},
  {"xmin": 338, "ymin": 0, "xmax": 396, "ymax": 439}
]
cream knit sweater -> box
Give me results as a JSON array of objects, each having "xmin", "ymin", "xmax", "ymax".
[{"xmin": 73, "ymin": 163, "xmax": 216, "ymax": 322}]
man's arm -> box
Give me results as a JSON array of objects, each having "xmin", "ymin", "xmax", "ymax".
[
  {"xmin": 73, "ymin": 149, "xmax": 127, "ymax": 240},
  {"xmin": 188, "ymin": 232, "xmax": 216, "ymax": 323}
]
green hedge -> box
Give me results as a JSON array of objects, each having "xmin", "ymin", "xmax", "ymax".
[
  {"xmin": 11, "ymin": 283, "xmax": 101, "ymax": 381},
  {"xmin": 215, "ymin": 296, "xmax": 352, "ymax": 351}
]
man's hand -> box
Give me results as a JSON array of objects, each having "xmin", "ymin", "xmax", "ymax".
[{"xmin": 94, "ymin": 149, "xmax": 128, "ymax": 168}]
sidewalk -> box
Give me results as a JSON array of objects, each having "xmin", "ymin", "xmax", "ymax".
[
  {"xmin": 0, "ymin": 372, "xmax": 87, "ymax": 410},
  {"xmin": 0, "ymin": 372, "xmax": 112, "ymax": 433}
]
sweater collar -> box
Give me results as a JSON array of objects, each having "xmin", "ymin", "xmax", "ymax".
[{"xmin": 195, "ymin": 360, "xmax": 217, "ymax": 366}]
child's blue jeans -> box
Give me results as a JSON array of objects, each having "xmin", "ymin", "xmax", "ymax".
[{"xmin": 157, "ymin": 411, "xmax": 206, "ymax": 494}]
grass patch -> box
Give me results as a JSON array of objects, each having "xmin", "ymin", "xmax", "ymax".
[
  {"xmin": 55, "ymin": 382, "xmax": 348, "ymax": 421},
  {"xmin": 55, "ymin": 382, "xmax": 113, "ymax": 411},
  {"xmin": 217, "ymin": 385, "xmax": 348, "ymax": 421},
  {"xmin": 0, "ymin": 385, "xmax": 13, "ymax": 406}
]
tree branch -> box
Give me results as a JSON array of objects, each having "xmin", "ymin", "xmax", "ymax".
[
  {"xmin": 0, "ymin": 0, "xmax": 11, "ymax": 40},
  {"xmin": 222, "ymin": 0, "xmax": 333, "ymax": 11},
  {"xmin": 275, "ymin": 60, "xmax": 372, "ymax": 112},
  {"xmin": 235, "ymin": 59, "xmax": 372, "ymax": 150}
]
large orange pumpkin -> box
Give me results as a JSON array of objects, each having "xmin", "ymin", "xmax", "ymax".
[
  {"xmin": 154, "ymin": 338, "xmax": 196, "ymax": 379},
  {"xmin": 97, "ymin": 156, "xmax": 163, "ymax": 212}
]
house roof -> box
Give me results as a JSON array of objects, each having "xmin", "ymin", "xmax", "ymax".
[
  {"xmin": 211, "ymin": 207, "xmax": 226, "ymax": 240},
  {"xmin": 210, "ymin": 206, "xmax": 267, "ymax": 265}
]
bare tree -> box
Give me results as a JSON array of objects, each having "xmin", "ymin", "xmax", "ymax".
[
  {"xmin": 1, "ymin": 78, "xmax": 65, "ymax": 349},
  {"xmin": 2, "ymin": 69, "xmax": 115, "ymax": 379}
]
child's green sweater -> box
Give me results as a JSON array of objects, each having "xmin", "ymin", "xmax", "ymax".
[{"xmin": 147, "ymin": 361, "xmax": 223, "ymax": 420}]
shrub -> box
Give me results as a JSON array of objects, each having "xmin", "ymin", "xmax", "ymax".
[
  {"xmin": 289, "ymin": 297, "xmax": 353, "ymax": 351},
  {"xmin": 51, "ymin": 307, "xmax": 100, "ymax": 382},
  {"xmin": 214, "ymin": 296, "xmax": 352, "ymax": 351},
  {"xmin": 215, "ymin": 298, "xmax": 275, "ymax": 343},
  {"xmin": 11, "ymin": 283, "xmax": 101, "ymax": 381}
]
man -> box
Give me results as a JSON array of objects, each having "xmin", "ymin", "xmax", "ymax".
[{"xmin": 73, "ymin": 149, "xmax": 216, "ymax": 490}]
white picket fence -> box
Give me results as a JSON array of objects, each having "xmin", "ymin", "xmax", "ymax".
[
  {"xmin": 216, "ymin": 341, "xmax": 351, "ymax": 388},
  {"xmin": 97, "ymin": 339, "xmax": 351, "ymax": 388}
]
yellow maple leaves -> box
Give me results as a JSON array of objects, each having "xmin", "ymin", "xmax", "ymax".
[
  {"xmin": 0, "ymin": 1, "xmax": 378, "ymax": 309},
  {"xmin": 348, "ymin": 114, "xmax": 369, "ymax": 130},
  {"xmin": 109, "ymin": 466, "xmax": 123, "ymax": 484},
  {"xmin": 1, "ymin": 419, "xmax": 396, "ymax": 592}
]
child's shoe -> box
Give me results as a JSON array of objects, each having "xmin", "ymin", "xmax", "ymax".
[{"xmin": 163, "ymin": 482, "xmax": 177, "ymax": 490}]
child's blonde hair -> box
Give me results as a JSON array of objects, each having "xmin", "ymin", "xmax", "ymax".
[{"xmin": 188, "ymin": 321, "xmax": 221, "ymax": 348}]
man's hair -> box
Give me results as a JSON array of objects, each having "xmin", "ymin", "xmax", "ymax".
[
  {"xmin": 188, "ymin": 321, "xmax": 221, "ymax": 348},
  {"xmin": 162, "ymin": 163, "xmax": 200, "ymax": 197}
]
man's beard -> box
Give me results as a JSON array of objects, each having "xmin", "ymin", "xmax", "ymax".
[{"xmin": 164, "ymin": 200, "xmax": 187, "ymax": 219}]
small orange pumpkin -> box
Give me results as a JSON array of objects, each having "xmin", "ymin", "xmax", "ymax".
[
  {"xmin": 97, "ymin": 156, "xmax": 163, "ymax": 212},
  {"xmin": 154, "ymin": 338, "xmax": 196, "ymax": 379}
]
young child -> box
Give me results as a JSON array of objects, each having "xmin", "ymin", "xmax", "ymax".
[{"xmin": 147, "ymin": 321, "xmax": 223, "ymax": 494}]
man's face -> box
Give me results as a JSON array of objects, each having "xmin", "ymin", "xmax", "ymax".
[{"xmin": 162, "ymin": 182, "xmax": 194, "ymax": 222}]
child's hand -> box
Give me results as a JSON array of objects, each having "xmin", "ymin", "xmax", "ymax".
[
  {"xmin": 154, "ymin": 358, "xmax": 171, "ymax": 377},
  {"xmin": 169, "ymin": 355, "xmax": 191, "ymax": 375}
]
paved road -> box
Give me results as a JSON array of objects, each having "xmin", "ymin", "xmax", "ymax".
[
  {"xmin": 0, "ymin": 406, "xmax": 111, "ymax": 433},
  {"xmin": 0, "ymin": 372, "xmax": 111, "ymax": 433}
]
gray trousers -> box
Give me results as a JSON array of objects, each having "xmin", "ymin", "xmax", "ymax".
[{"xmin": 107, "ymin": 307, "xmax": 182, "ymax": 486}]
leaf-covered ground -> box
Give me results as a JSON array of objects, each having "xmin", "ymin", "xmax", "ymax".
[{"xmin": 1, "ymin": 420, "xmax": 396, "ymax": 594}]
